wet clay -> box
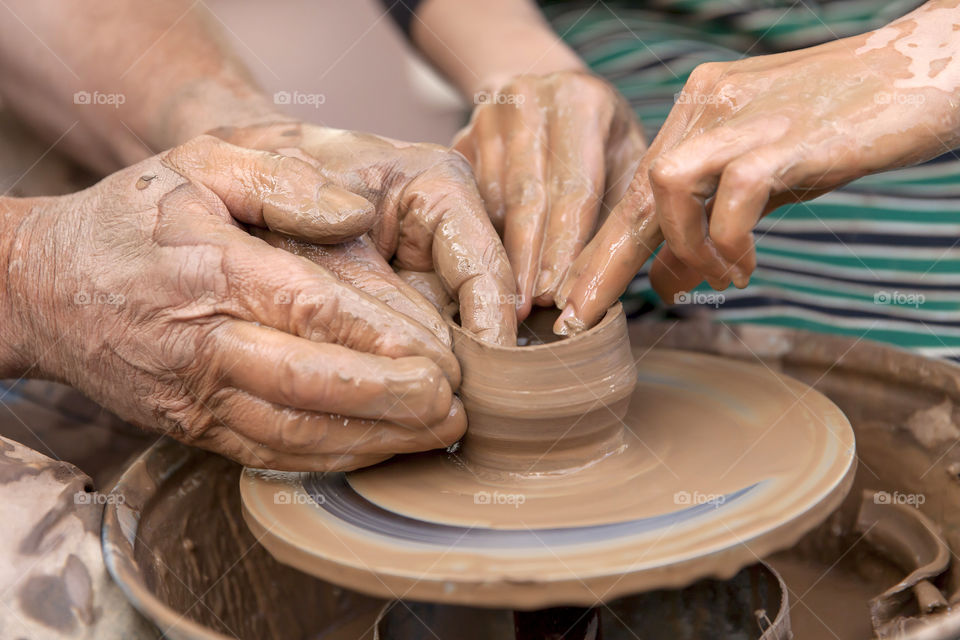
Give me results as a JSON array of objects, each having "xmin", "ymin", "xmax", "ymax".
[
  {"xmin": 240, "ymin": 305, "xmax": 856, "ymax": 608},
  {"xmin": 449, "ymin": 304, "xmax": 636, "ymax": 472}
]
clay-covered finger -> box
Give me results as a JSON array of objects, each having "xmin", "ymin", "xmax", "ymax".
[
  {"xmin": 535, "ymin": 116, "xmax": 606, "ymax": 305},
  {"xmin": 195, "ymin": 393, "xmax": 466, "ymax": 471},
  {"xmin": 602, "ymin": 117, "xmax": 647, "ymax": 216},
  {"xmin": 708, "ymin": 148, "xmax": 791, "ymax": 286},
  {"xmin": 210, "ymin": 321, "xmax": 454, "ymax": 428},
  {"xmin": 396, "ymin": 269, "xmax": 454, "ymax": 314},
  {"xmin": 397, "ymin": 157, "xmax": 518, "ymax": 345},
  {"xmin": 205, "ymin": 226, "xmax": 462, "ymax": 384},
  {"xmin": 453, "ymin": 108, "xmax": 507, "ymax": 231},
  {"xmin": 500, "ymin": 104, "xmax": 549, "ymax": 320},
  {"xmin": 208, "ymin": 390, "xmax": 465, "ymax": 461},
  {"xmin": 551, "ymin": 97, "xmax": 695, "ymax": 334},
  {"xmin": 648, "ymin": 122, "xmax": 788, "ymax": 285},
  {"xmin": 196, "ymin": 425, "xmax": 392, "ymax": 472},
  {"xmin": 553, "ymin": 207, "xmax": 664, "ymax": 335},
  {"xmin": 253, "ymin": 230, "xmax": 451, "ymax": 347},
  {"xmin": 649, "ymin": 244, "xmax": 704, "ymax": 302},
  {"xmin": 163, "ymin": 135, "xmax": 376, "ymax": 243}
]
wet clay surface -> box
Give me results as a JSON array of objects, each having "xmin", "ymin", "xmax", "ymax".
[
  {"xmin": 447, "ymin": 305, "xmax": 637, "ymax": 473},
  {"xmin": 240, "ymin": 324, "xmax": 856, "ymax": 608},
  {"xmin": 105, "ymin": 322, "xmax": 960, "ymax": 637}
]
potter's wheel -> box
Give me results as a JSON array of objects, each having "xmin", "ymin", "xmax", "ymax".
[{"xmin": 241, "ymin": 317, "xmax": 856, "ymax": 608}]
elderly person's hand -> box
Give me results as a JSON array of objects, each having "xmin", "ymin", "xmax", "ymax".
[
  {"xmin": 555, "ymin": 1, "xmax": 960, "ymax": 334},
  {"xmin": 452, "ymin": 71, "xmax": 646, "ymax": 320},
  {"xmin": 0, "ymin": 135, "xmax": 469, "ymax": 471},
  {"xmin": 214, "ymin": 123, "xmax": 519, "ymax": 345}
]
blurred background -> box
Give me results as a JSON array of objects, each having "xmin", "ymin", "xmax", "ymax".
[
  {"xmin": 0, "ymin": 0, "xmax": 464, "ymax": 197},
  {"xmin": 207, "ymin": 0, "xmax": 463, "ymax": 143}
]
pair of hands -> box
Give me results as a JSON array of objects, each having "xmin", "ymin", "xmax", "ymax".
[
  {"xmin": 5, "ymin": 127, "xmax": 516, "ymax": 471},
  {"xmin": 10, "ymin": 14, "xmax": 951, "ymax": 472},
  {"xmin": 458, "ymin": 16, "xmax": 960, "ymax": 334}
]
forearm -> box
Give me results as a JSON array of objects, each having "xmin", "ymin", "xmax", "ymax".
[
  {"xmin": 412, "ymin": 0, "xmax": 585, "ymax": 97},
  {"xmin": 0, "ymin": 1, "xmax": 286, "ymax": 174},
  {"xmin": 0, "ymin": 196, "xmax": 38, "ymax": 378}
]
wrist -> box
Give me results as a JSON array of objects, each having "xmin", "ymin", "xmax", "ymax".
[
  {"xmin": 466, "ymin": 30, "xmax": 586, "ymax": 97},
  {"xmin": 413, "ymin": 0, "xmax": 586, "ymax": 98}
]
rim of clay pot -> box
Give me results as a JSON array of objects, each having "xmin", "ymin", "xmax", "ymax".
[
  {"xmin": 448, "ymin": 303, "xmax": 623, "ymax": 353},
  {"xmin": 101, "ymin": 439, "xmax": 233, "ymax": 640},
  {"xmin": 448, "ymin": 302, "xmax": 636, "ymax": 471}
]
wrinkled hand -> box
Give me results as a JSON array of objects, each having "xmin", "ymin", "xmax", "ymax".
[
  {"xmin": 452, "ymin": 71, "xmax": 646, "ymax": 319},
  {"xmin": 212, "ymin": 123, "xmax": 519, "ymax": 345},
  {"xmin": 8, "ymin": 135, "xmax": 467, "ymax": 470},
  {"xmin": 556, "ymin": 13, "xmax": 960, "ymax": 334}
]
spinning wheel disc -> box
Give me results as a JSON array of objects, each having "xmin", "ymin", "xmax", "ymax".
[{"xmin": 241, "ymin": 349, "xmax": 855, "ymax": 609}]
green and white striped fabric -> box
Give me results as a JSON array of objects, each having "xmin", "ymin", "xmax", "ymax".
[{"xmin": 544, "ymin": 1, "xmax": 960, "ymax": 359}]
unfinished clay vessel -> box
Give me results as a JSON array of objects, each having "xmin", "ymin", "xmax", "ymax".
[
  {"xmin": 452, "ymin": 304, "xmax": 636, "ymax": 472},
  {"xmin": 240, "ymin": 305, "xmax": 856, "ymax": 609}
]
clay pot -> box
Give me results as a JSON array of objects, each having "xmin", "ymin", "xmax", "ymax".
[{"xmin": 450, "ymin": 304, "xmax": 637, "ymax": 473}]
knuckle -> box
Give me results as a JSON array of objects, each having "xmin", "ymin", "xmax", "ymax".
[
  {"xmin": 274, "ymin": 348, "xmax": 315, "ymax": 407},
  {"xmin": 723, "ymin": 162, "xmax": 758, "ymax": 191},
  {"xmin": 278, "ymin": 413, "xmax": 330, "ymax": 451},
  {"xmin": 505, "ymin": 175, "xmax": 548, "ymax": 210},
  {"xmin": 164, "ymin": 135, "xmax": 218, "ymax": 167},
  {"xmin": 272, "ymin": 153, "xmax": 316, "ymax": 185},
  {"xmin": 160, "ymin": 386, "xmax": 227, "ymax": 444},
  {"xmin": 648, "ymin": 155, "xmax": 690, "ymax": 191},
  {"xmin": 569, "ymin": 72, "xmax": 612, "ymax": 99},
  {"xmin": 688, "ymin": 62, "xmax": 723, "ymax": 87},
  {"xmin": 429, "ymin": 149, "xmax": 475, "ymax": 182},
  {"xmin": 710, "ymin": 226, "xmax": 743, "ymax": 256},
  {"xmin": 667, "ymin": 240, "xmax": 699, "ymax": 267}
]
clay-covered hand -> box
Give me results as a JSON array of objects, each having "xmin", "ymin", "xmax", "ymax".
[
  {"xmin": 212, "ymin": 123, "xmax": 519, "ymax": 345},
  {"xmin": 7, "ymin": 135, "xmax": 466, "ymax": 471},
  {"xmin": 452, "ymin": 71, "xmax": 646, "ymax": 320},
  {"xmin": 555, "ymin": 5, "xmax": 960, "ymax": 334}
]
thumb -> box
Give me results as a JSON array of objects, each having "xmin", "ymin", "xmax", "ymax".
[{"xmin": 162, "ymin": 134, "xmax": 376, "ymax": 243}]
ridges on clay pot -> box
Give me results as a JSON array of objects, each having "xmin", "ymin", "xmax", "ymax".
[{"xmin": 448, "ymin": 303, "xmax": 637, "ymax": 474}]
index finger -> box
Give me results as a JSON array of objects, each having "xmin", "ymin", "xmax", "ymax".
[
  {"xmin": 163, "ymin": 135, "xmax": 377, "ymax": 243},
  {"xmin": 553, "ymin": 92, "xmax": 700, "ymax": 335},
  {"xmin": 553, "ymin": 185, "xmax": 663, "ymax": 335}
]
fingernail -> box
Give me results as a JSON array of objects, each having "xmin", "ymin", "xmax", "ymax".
[
  {"xmin": 706, "ymin": 277, "xmax": 730, "ymax": 291},
  {"xmin": 732, "ymin": 267, "xmax": 751, "ymax": 289},
  {"xmin": 533, "ymin": 269, "xmax": 558, "ymax": 300},
  {"xmin": 553, "ymin": 304, "xmax": 584, "ymax": 337},
  {"xmin": 317, "ymin": 184, "xmax": 375, "ymax": 221}
]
